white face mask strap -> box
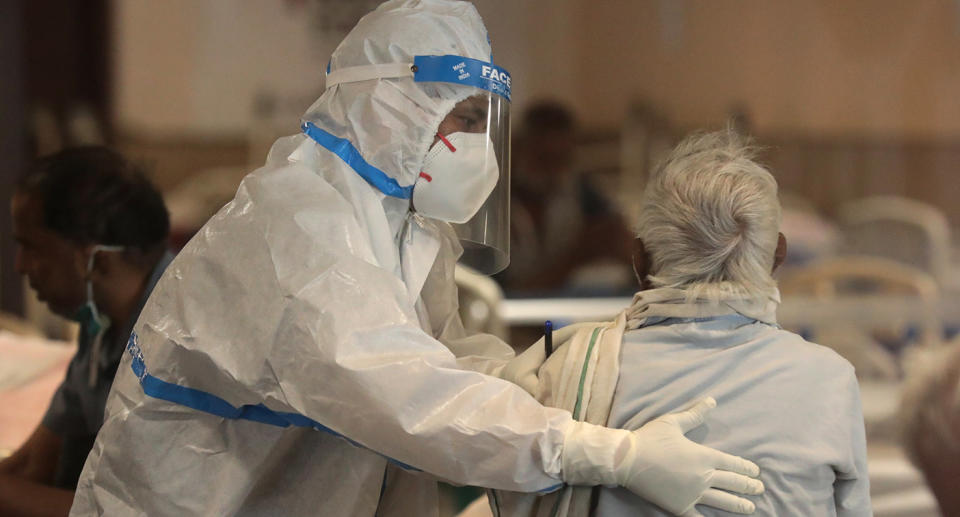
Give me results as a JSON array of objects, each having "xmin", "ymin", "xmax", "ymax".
[
  {"xmin": 85, "ymin": 244, "xmax": 126, "ymax": 316},
  {"xmin": 325, "ymin": 63, "xmax": 415, "ymax": 89},
  {"xmin": 84, "ymin": 244, "xmax": 124, "ymax": 388},
  {"xmin": 86, "ymin": 244, "xmax": 126, "ymax": 274},
  {"xmin": 88, "ymin": 324, "xmax": 109, "ymax": 387}
]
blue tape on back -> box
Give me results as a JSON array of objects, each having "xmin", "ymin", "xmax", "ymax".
[
  {"xmin": 126, "ymin": 332, "xmax": 420, "ymax": 472},
  {"xmin": 413, "ymin": 55, "xmax": 511, "ymax": 101},
  {"xmin": 301, "ymin": 122, "xmax": 414, "ymax": 199}
]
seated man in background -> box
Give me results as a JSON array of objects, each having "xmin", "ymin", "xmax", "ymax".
[
  {"xmin": 491, "ymin": 129, "xmax": 870, "ymax": 516},
  {"xmin": 500, "ymin": 101, "xmax": 633, "ymax": 294},
  {"xmin": 899, "ymin": 341, "xmax": 960, "ymax": 515},
  {"xmin": 0, "ymin": 147, "xmax": 172, "ymax": 516}
]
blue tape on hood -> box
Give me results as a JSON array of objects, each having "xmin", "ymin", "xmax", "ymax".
[{"xmin": 301, "ymin": 122, "xmax": 415, "ymax": 200}]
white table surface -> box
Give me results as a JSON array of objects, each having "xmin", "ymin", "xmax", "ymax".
[
  {"xmin": 0, "ymin": 332, "xmax": 73, "ymax": 455},
  {"xmin": 0, "ymin": 331, "xmax": 72, "ymax": 391}
]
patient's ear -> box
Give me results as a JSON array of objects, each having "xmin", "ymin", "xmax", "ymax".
[
  {"xmin": 773, "ymin": 232, "xmax": 787, "ymax": 273},
  {"xmin": 632, "ymin": 238, "xmax": 653, "ymax": 290}
]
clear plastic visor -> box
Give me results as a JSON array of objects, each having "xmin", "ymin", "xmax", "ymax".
[{"xmin": 443, "ymin": 90, "xmax": 510, "ymax": 275}]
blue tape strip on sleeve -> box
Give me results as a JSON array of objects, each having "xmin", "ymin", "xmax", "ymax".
[
  {"xmin": 413, "ymin": 55, "xmax": 512, "ymax": 101},
  {"xmin": 127, "ymin": 332, "xmax": 566, "ymax": 491},
  {"xmin": 301, "ymin": 122, "xmax": 414, "ymax": 200},
  {"xmin": 126, "ymin": 332, "xmax": 420, "ymax": 472},
  {"xmin": 537, "ymin": 483, "xmax": 563, "ymax": 494}
]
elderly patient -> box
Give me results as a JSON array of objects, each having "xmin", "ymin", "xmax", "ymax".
[
  {"xmin": 598, "ymin": 131, "xmax": 872, "ymax": 515},
  {"xmin": 489, "ymin": 130, "xmax": 871, "ymax": 517}
]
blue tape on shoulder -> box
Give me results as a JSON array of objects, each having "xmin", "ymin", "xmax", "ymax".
[
  {"xmin": 126, "ymin": 332, "xmax": 420, "ymax": 472},
  {"xmin": 413, "ymin": 55, "xmax": 511, "ymax": 101},
  {"xmin": 301, "ymin": 122, "xmax": 414, "ymax": 200}
]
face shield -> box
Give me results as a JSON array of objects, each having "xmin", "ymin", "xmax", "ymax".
[
  {"xmin": 447, "ymin": 89, "xmax": 510, "ymax": 275},
  {"xmin": 418, "ymin": 57, "xmax": 511, "ymax": 275},
  {"xmin": 321, "ymin": 55, "xmax": 512, "ymax": 274}
]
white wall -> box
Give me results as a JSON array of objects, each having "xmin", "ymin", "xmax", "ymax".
[
  {"xmin": 473, "ymin": 0, "xmax": 581, "ymax": 116},
  {"xmin": 113, "ymin": 0, "xmax": 580, "ymax": 139},
  {"xmin": 114, "ymin": 0, "xmax": 328, "ymax": 138},
  {"xmin": 572, "ymin": 0, "xmax": 960, "ymax": 137},
  {"xmin": 114, "ymin": 0, "xmax": 960, "ymax": 139}
]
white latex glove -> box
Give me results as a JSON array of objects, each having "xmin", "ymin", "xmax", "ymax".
[{"xmin": 561, "ymin": 397, "xmax": 764, "ymax": 516}]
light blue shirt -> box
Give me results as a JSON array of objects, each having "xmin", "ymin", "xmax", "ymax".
[{"xmin": 594, "ymin": 314, "xmax": 872, "ymax": 516}]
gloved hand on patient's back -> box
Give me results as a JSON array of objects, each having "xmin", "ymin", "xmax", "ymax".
[{"xmin": 561, "ymin": 397, "xmax": 764, "ymax": 516}]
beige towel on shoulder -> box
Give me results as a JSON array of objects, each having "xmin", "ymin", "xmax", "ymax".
[{"xmin": 490, "ymin": 311, "xmax": 627, "ymax": 517}]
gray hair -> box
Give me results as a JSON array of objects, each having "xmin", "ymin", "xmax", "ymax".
[{"xmin": 637, "ymin": 128, "xmax": 781, "ymax": 300}]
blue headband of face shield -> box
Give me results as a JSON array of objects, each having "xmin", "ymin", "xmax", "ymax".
[
  {"xmin": 410, "ymin": 55, "xmax": 511, "ymax": 101},
  {"xmin": 323, "ymin": 55, "xmax": 512, "ymax": 102}
]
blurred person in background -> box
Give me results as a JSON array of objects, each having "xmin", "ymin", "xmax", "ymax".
[
  {"xmin": 488, "ymin": 129, "xmax": 870, "ymax": 516},
  {"xmin": 0, "ymin": 147, "xmax": 172, "ymax": 517},
  {"xmin": 501, "ymin": 101, "xmax": 633, "ymax": 294},
  {"xmin": 899, "ymin": 340, "xmax": 960, "ymax": 515}
]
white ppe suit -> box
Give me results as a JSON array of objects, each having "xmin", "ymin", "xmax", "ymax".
[
  {"xmin": 71, "ymin": 2, "xmax": 760, "ymax": 516},
  {"xmin": 72, "ymin": 3, "xmax": 569, "ymax": 515}
]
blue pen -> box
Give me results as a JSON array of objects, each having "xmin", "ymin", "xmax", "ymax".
[{"xmin": 544, "ymin": 320, "xmax": 553, "ymax": 358}]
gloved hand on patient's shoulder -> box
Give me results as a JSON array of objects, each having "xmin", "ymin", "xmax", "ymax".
[{"xmin": 561, "ymin": 397, "xmax": 764, "ymax": 516}]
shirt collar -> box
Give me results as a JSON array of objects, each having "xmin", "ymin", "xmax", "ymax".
[{"xmin": 625, "ymin": 286, "xmax": 780, "ymax": 330}]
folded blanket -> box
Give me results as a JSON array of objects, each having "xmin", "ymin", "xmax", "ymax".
[{"xmin": 492, "ymin": 312, "xmax": 626, "ymax": 517}]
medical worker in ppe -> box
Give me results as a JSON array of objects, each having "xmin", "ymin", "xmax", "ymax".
[{"xmin": 70, "ymin": 2, "xmax": 763, "ymax": 516}]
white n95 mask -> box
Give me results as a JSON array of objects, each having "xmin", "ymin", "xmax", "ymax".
[{"xmin": 413, "ymin": 132, "xmax": 500, "ymax": 224}]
